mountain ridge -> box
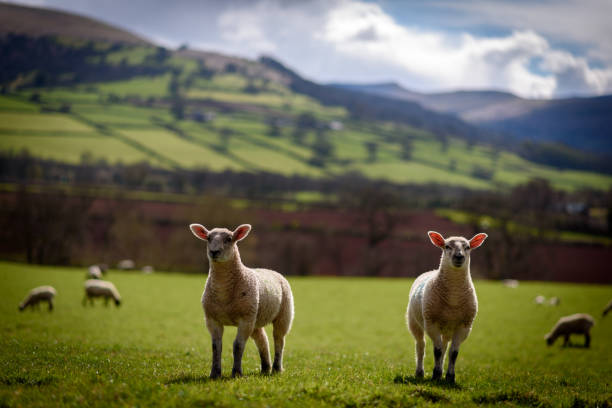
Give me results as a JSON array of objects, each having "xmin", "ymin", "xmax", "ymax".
[{"xmin": 331, "ymin": 82, "xmax": 612, "ymax": 153}]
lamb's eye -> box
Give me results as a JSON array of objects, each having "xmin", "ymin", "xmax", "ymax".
[
  {"xmin": 225, "ymin": 237, "xmax": 232, "ymax": 243},
  {"xmin": 445, "ymin": 245, "xmax": 451, "ymax": 250}
]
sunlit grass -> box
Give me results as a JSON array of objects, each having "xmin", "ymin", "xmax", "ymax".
[{"xmin": 0, "ymin": 261, "xmax": 610, "ymax": 407}]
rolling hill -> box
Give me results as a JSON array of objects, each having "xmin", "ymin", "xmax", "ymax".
[
  {"xmin": 332, "ymin": 82, "xmax": 612, "ymax": 154},
  {"xmin": 1, "ymin": 2, "xmax": 611, "ymax": 192},
  {"xmin": 0, "ymin": 2, "xmax": 149, "ymax": 45}
]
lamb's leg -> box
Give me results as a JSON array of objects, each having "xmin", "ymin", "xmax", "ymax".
[
  {"xmin": 446, "ymin": 326, "xmax": 471, "ymax": 383},
  {"xmin": 232, "ymin": 319, "xmax": 254, "ymax": 377},
  {"xmin": 563, "ymin": 334, "xmax": 570, "ymax": 347},
  {"xmin": 206, "ymin": 319, "xmax": 224, "ymax": 379},
  {"xmin": 408, "ymin": 318, "xmax": 425, "ymax": 378},
  {"xmin": 251, "ymin": 327, "xmax": 271, "ymax": 374},
  {"xmin": 425, "ymin": 324, "xmax": 447, "ymax": 380},
  {"xmin": 272, "ymin": 288, "xmax": 293, "ymax": 373},
  {"xmin": 48, "ymin": 299, "xmax": 53, "ymax": 312},
  {"xmin": 104, "ymin": 297, "xmax": 109, "ymax": 307},
  {"xmin": 584, "ymin": 332, "xmax": 591, "ymax": 348}
]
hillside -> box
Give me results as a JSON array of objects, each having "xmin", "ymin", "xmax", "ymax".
[
  {"xmin": 0, "ymin": 2, "xmax": 611, "ymax": 192},
  {"xmin": 0, "ymin": 2, "xmax": 149, "ymax": 45},
  {"xmin": 333, "ymin": 82, "xmax": 612, "ymax": 154}
]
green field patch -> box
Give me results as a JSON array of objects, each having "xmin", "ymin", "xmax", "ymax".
[
  {"xmin": 73, "ymin": 104, "xmax": 167, "ymax": 126},
  {"xmin": 0, "ymin": 134, "xmax": 157, "ymax": 165},
  {"xmin": 0, "ymin": 112, "xmax": 95, "ymax": 132},
  {"xmin": 95, "ymin": 74, "xmax": 172, "ymax": 98},
  {"xmin": 118, "ymin": 128, "xmax": 242, "ymax": 171},
  {"xmin": 229, "ymin": 136, "xmax": 323, "ymax": 176},
  {"xmin": 351, "ymin": 160, "xmax": 491, "ymax": 189},
  {"xmin": 0, "ymin": 262, "xmax": 610, "ymax": 407},
  {"xmin": 0, "ymin": 95, "xmax": 39, "ymax": 112},
  {"xmin": 24, "ymin": 88, "xmax": 102, "ymax": 104},
  {"xmin": 104, "ymin": 46, "xmax": 157, "ymax": 66}
]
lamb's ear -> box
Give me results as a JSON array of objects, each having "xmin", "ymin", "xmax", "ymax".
[
  {"xmin": 233, "ymin": 224, "xmax": 251, "ymax": 242},
  {"xmin": 189, "ymin": 224, "xmax": 209, "ymax": 241},
  {"xmin": 469, "ymin": 233, "xmax": 488, "ymax": 249},
  {"xmin": 428, "ymin": 231, "xmax": 445, "ymax": 248}
]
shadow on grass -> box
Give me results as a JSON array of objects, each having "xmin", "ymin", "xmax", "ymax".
[
  {"xmin": 0, "ymin": 375, "xmax": 54, "ymax": 387},
  {"xmin": 393, "ymin": 374, "xmax": 462, "ymax": 390},
  {"xmin": 472, "ymin": 390, "xmax": 551, "ymax": 408},
  {"xmin": 165, "ymin": 372, "xmax": 270, "ymax": 385},
  {"xmin": 562, "ymin": 343, "xmax": 591, "ymax": 349}
]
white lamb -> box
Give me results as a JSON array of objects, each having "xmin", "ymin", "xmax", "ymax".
[
  {"xmin": 19, "ymin": 286, "xmax": 57, "ymax": 312},
  {"xmin": 83, "ymin": 279, "xmax": 121, "ymax": 307},
  {"xmin": 406, "ymin": 231, "xmax": 487, "ymax": 383},
  {"xmin": 87, "ymin": 265, "xmax": 103, "ymax": 279},
  {"xmin": 189, "ymin": 223, "xmax": 294, "ymax": 379}
]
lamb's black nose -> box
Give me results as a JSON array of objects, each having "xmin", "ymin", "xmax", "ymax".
[{"xmin": 210, "ymin": 250, "xmax": 221, "ymax": 258}]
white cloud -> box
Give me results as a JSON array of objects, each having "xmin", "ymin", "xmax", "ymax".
[{"xmin": 213, "ymin": 0, "xmax": 612, "ymax": 98}]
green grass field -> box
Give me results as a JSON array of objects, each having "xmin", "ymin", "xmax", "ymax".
[{"xmin": 1, "ymin": 261, "xmax": 610, "ymax": 407}]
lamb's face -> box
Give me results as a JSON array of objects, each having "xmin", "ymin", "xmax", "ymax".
[
  {"xmin": 206, "ymin": 228, "xmax": 236, "ymax": 262},
  {"xmin": 428, "ymin": 231, "xmax": 487, "ymax": 269},
  {"xmin": 443, "ymin": 237, "xmax": 471, "ymax": 268},
  {"xmin": 189, "ymin": 223, "xmax": 252, "ymax": 263}
]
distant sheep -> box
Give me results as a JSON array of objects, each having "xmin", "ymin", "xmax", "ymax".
[
  {"xmin": 19, "ymin": 286, "xmax": 56, "ymax": 312},
  {"xmin": 545, "ymin": 313, "xmax": 594, "ymax": 347},
  {"xmin": 549, "ymin": 297, "xmax": 560, "ymax": 306},
  {"xmin": 87, "ymin": 265, "xmax": 103, "ymax": 279},
  {"xmin": 141, "ymin": 265, "xmax": 154, "ymax": 274},
  {"xmin": 83, "ymin": 279, "xmax": 121, "ymax": 307},
  {"xmin": 603, "ymin": 300, "xmax": 612, "ymax": 317},
  {"xmin": 502, "ymin": 279, "xmax": 519, "ymax": 288},
  {"xmin": 534, "ymin": 295, "xmax": 546, "ymax": 305},
  {"xmin": 190, "ymin": 223, "xmax": 294, "ymax": 378},
  {"xmin": 406, "ymin": 231, "xmax": 487, "ymax": 383},
  {"xmin": 117, "ymin": 259, "xmax": 135, "ymax": 270}
]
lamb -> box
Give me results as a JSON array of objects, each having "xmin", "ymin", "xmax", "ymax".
[
  {"xmin": 83, "ymin": 279, "xmax": 121, "ymax": 307},
  {"xmin": 603, "ymin": 300, "xmax": 612, "ymax": 317},
  {"xmin": 18, "ymin": 286, "xmax": 56, "ymax": 312},
  {"xmin": 534, "ymin": 295, "xmax": 546, "ymax": 305},
  {"xmin": 406, "ymin": 231, "xmax": 487, "ymax": 383},
  {"xmin": 87, "ymin": 265, "xmax": 103, "ymax": 279},
  {"xmin": 545, "ymin": 313, "xmax": 594, "ymax": 347},
  {"xmin": 189, "ymin": 223, "xmax": 294, "ymax": 379}
]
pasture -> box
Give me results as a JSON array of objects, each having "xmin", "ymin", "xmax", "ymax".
[
  {"xmin": 1, "ymin": 91, "xmax": 612, "ymax": 191},
  {"xmin": 1, "ymin": 261, "xmax": 610, "ymax": 407}
]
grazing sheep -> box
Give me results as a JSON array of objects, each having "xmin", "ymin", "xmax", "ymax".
[
  {"xmin": 545, "ymin": 313, "xmax": 594, "ymax": 347},
  {"xmin": 406, "ymin": 231, "xmax": 487, "ymax": 383},
  {"xmin": 117, "ymin": 259, "xmax": 135, "ymax": 270},
  {"xmin": 534, "ymin": 295, "xmax": 546, "ymax": 305},
  {"xmin": 502, "ymin": 279, "xmax": 519, "ymax": 288},
  {"xmin": 549, "ymin": 297, "xmax": 560, "ymax": 306},
  {"xmin": 141, "ymin": 265, "xmax": 154, "ymax": 274},
  {"xmin": 189, "ymin": 223, "xmax": 294, "ymax": 379},
  {"xmin": 87, "ymin": 265, "xmax": 103, "ymax": 279},
  {"xmin": 83, "ymin": 279, "xmax": 121, "ymax": 307},
  {"xmin": 18, "ymin": 286, "xmax": 56, "ymax": 312},
  {"xmin": 603, "ymin": 300, "xmax": 612, "ymax": 317}
]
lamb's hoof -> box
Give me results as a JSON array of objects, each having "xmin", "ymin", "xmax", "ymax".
[
  {"xmin": 231, "ymin": 369, "xmax": 243, "ymax": 378},
  {"xmin": 415, "ymin": 369, "xmax": 424, "ymax": 378},
  {"xmin": 445, "ymin": 372, "xmax": 455, "ymax": 383},
  {"xmin": 272, "ymin": 365, "xmax": 283, "ymax": 374},
  {"xmin": 209, "ymin": 370, "xmax": 221, "ymax": 380},
  {"xmin": 261, "ymin": 365, "xmax": 271, "ymax": 375},
  {"xmin": 432, "ymin": 368, "xmax": 442, "ymax": 381}
]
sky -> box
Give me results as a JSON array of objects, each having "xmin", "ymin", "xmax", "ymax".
[{"xmin": 6, "ymin": 0, "xmax": 612, "ymax": 99}]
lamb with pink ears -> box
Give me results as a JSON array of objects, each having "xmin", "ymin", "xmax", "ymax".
[
  {"xmin": 406, "ymin": 231, "xmax": 487, "ymax": 383},
  {"xmin": 189, "ymin": 223, "xmax": 294, "ymax": 379}
]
